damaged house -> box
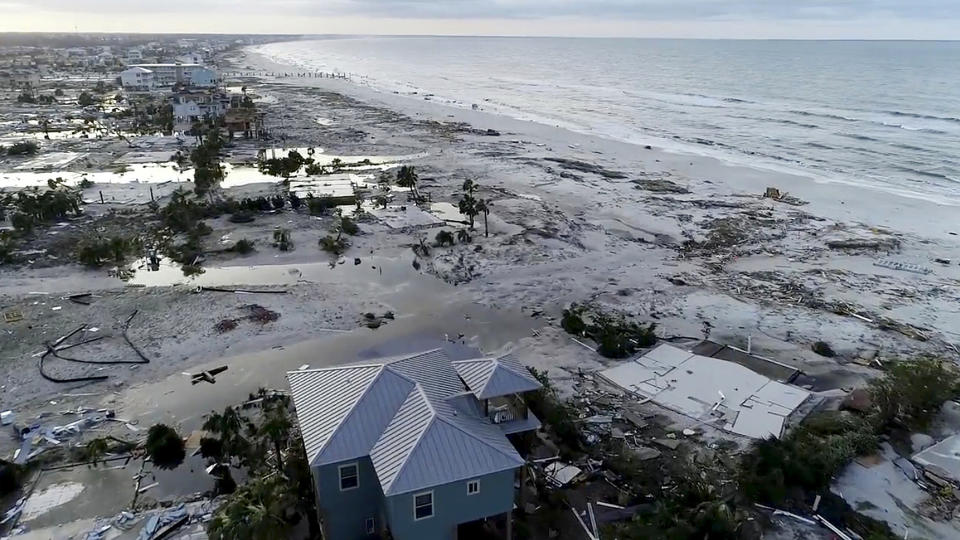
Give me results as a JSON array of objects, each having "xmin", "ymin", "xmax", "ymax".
[
  {"xmin": 287, "ymin": 349, "xmax": 542, "ymax": 540},
  {"xmin": 600, "ymin": 343, "xmax": 810, "ymax": 439}
]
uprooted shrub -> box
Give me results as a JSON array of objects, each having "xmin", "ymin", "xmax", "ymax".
[
  {"xmin": 145, "ymin": 424, "xmax": 186, "ymax": 470},
  {"xmin": 560, "ymin": 303, "xmax": 658, "ymax": 358},
  {"xmin": 1, "ymin": 178, "xmax": 82, "ymax": 232},
  {"xmin": 739, "ymin": 411, "xmax": 879, "ymax": 506},
  {"xmin": 812, "ymin": 341, "xmax": 836, "ymax": 357},
  {"xmin": 525, "ymin": 367, "xmax": 582, "ymax": 458},
  {"xmin": 870, "ymin": 357, "xmax": 960, "ymax": 429},
  {"xmin": 230, "ymin": 238, "xmax": 255, "ymax": 254},
  {"xmin": 319, "ymin": 233, "xmax": 348, "ymax": 255},
  {"xmin": 77, "ymin": 236, "xmax": 140, "ymax": 267}
]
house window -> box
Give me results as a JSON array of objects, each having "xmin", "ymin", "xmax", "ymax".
[
  {"xmin": 364, "ymin": 517, "xmax": 375, "ymax": 534},
  {"xmin": 339, "ymin": 463, "xmax": 359, "ymax": 491},
  {"xmin": 467, "ymin": 480, "xmax": 480, "ymax": 495},
  {"xmin": 413, "ymin": 491, "xmax": 434, "ymax": 521}
]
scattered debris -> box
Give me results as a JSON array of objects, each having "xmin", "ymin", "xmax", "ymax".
[
  {"xmin": 191, "ymin": 366, "xmax": 228, "ymax": 385},
  {"xmin": 545, "ymin": 462, "xmax": 584, "ymax": 487}
]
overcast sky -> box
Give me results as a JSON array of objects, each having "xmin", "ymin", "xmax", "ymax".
[{"xmin": 2, "ymin": 0, "xmax": 959, "ymax": 39}]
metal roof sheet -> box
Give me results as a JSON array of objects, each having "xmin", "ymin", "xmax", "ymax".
[
  {"xmin": 288, "ymin": 365, "xmax": 383, "ymax": 461},
  {"xmin": 453, "ymin": 354, "xmax": 542, "ymax": 399},
  {"xmin": 315, "ymin": 368, "xmax": 416, "ymax": 466}
]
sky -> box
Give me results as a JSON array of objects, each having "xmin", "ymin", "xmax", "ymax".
[{"xmin": 1, "ymin": 0, "xmax": 959, "ymax": 39}]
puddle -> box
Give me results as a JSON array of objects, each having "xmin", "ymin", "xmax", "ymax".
[
  {"xmin": 429, "ymin": 202, "xmax": 468, "ymax": 223},
  {"xmin": 20, "ymin": 481, "xmax": 85, "ymax": 521},
  {"xmin": 125, "ymin": 255, "xmax": 420, "ymax": 288},
  {"xmin": 1, "ymin": 151, "xmax": 424, "ymax": 191},
  {"xmin": 14, "ymin": 152, "xmax": 87, "ymax": 170}
]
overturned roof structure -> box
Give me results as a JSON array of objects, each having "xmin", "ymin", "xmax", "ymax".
[
  {"xmin": 599, "ymin": 344, "xmax": 810, "ymax": 439},
  {"xmin": 912, "ymin": 435, "xmax": 960, "ymax": 483},
  {"xmin": 288, "ymin": 349, "xmax": 539, "ymax": 496}
]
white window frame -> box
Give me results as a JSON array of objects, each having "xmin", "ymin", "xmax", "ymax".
[
  {"xmin": 364, "ymin": 517, "xmax": 375, "ymax": 534},
  {"xmin": 467, "ymin": 479, "xmax": 480, "ymax": 495},
  {"xmin": 413, "ymin": 490, "xmax": 434, "ymax": 521},
  {"xmin": 338, "ymin": 462, "xmax": 359, "ymax": 492}
]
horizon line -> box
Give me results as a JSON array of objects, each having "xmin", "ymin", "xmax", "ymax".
[{"xmin": 0, "ymin": 31, "xmax": 957, "ymax": 42}]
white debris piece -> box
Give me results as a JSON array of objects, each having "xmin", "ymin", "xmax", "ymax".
[{"xmin": 599, "ymin": 344, "xmax": 810, "ymax": 439}]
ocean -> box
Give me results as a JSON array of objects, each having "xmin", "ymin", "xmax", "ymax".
[{"xmin": 255, "ymin": 37, "xmax": 960, "ymax": 202}]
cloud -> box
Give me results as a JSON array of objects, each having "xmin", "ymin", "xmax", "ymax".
[{"xmin": 15, "ymin": 0, "xmax": 960, "ymax": 21}]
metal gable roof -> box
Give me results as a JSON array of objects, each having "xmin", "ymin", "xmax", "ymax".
[
  {"xmin": 314, "ymin": 368, "xmax": 416, "ymax": 466},
  {"xmin": 453, "ymin": 355, "xmax": 542, "ymax": 399},
  {"xmin": 382, "ymin": 414, "xmax": 524, "ymax": 496},
  {"xmin": 288, "ymin": 365, "xmax": 383, "ymax": 461},
  {"xmin": 288, "ymin": 348, "xmax": 528, "ymax": 496}
]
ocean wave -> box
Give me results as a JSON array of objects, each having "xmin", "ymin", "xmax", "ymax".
[
  {"xmin": 884, "ymin": 110, "xmax": 960, "ymax": 124},
  {"xmin": 838, "ymin": 133, "xmax": 882, "ymax": 143},
  {"xmin": 880, "ymin": 122, "xmax": 949, "ymax": 135},
  {"xmin": 789, "ymin": 110, "xmax": 859, "ymax": 122}
]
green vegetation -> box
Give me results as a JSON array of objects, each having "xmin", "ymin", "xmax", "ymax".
[
  {"xmin": 259, "ymin": 150, "xmax": 307, "ymax": 179},
  {"xmin": 0, "ymin": 231, "xmax": 15, "ymax": 264},
  {"xmin": 16, "ymin": 92, "xmax": 36, "ymax": 104},
  {"xmin": 525, "ymin": 367, "xmax": 582, "ymax": 458},
  {"xmin": 145, "ymin": 424, "xmax": 186, "ymax": 470},
  {"xmin": 231, "ymin": 238, "xmax": 255, "ymax": 255},
  {"xmin": 435, "ymin": 229, "xmax": 455, "ymax": 247},
  {"xmin": 190, "ymin": 127, "xmax": 226, "ymax": 196},
  {"xmin": 561, "ymin": 303, "xmax": 658, "ymax": 358},
  {"xmin": 6, "ymin": 141, "xmax": 39, "ymax": 156},
  {"xmin": 396, "ymin": 165, "xmax": 422, "ymax": 202},
  {"xmin": 0, "ymin": 459, "xmax": 21, "ymax": 497},
  {"xmin": 1, "ymin": 178, "xmax": 82, "ymax": 234},
  {"xmin": 203, "ymin": 390, "xmax": 319, "ymax": 538},
  {"xmin": 812, "ymin": 341, "xmax": 836, "ymax": 357},
  {"xmin": 739, "ymin": 411, "xmax": 879, "ymax": 505},
  {"xmin": 734, "ymin": 356, "xmax": 958, "ymax": 538},
  {"xmin": 340, "ymin": 215, "xmax": 359, "ymax": 235},
  {"xmin": 207, "ymin": 475, "xmax": 294, "ymax": 540},
  {"xmin": 871, "ymin": 357, "xmax": 959, "ymax": 429},
  {"xmin": 272, "ymin": 228, "xmax": 293, "ymax": 252},
  {"xmin": 77, "ymin": 236, "xmax": 140, "ymax": 267},
  {"xmin": 78, "ymin": 92, "xmax": 95, "ymax": 107},
  {"xmin": 319, "ymin": 233, "xmax": 347, "ymax": 255},
  {"xmin": 305, "ymin": 195, "xmax": 333, "ymax": 216}
]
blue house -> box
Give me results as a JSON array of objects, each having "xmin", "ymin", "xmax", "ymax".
[{"xmin": 287, "ymin": 349, "xmax": 542, "ymax": 540}]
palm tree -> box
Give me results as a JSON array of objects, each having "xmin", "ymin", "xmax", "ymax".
[
  {"xmin": 396, "ymin": 165, "xmax": 421, "ymax": 201},
  {"xmin": 255, "ymin": 393, "xmax": 292, "ymax": 474},
  {"xmin": 207, "ymin": 476, "xmax": 293, "ymax": 540},
  {"xmin": 458, "ymin": 179, "xmax": 479, "ymax": 229},
  {"xmin": 203, "ymin": 407, "xmax": 254, "ymax": 468},
  {"xmin": 476, "ymin": 198, "xmax": 491, "ymax": 237}
]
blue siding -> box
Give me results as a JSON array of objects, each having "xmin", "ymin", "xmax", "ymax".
[
  {"xmin": 315, "ymin": 458, "xmax": 384, "ymax": 540},
  {"xmin": 384, "ymin": 469, "xmax": 516, "ymax": 540}
]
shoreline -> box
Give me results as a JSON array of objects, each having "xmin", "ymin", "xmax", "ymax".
[{"xmin": 241, "ymin": 47, "xmax": 960, "ymax": 243}]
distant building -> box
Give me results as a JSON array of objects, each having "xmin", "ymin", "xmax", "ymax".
[
  {"xmin": 287, "ymin": 348, "xmax": 542, "ymax": 540},
  {"xmin": 0, "ymin": 69, "xmax": 41, "ymax": 89},
  {"xmin": 119, "ymin": 67, "xmax": 155, "ymax": 92},
  {"xmin": 170, "ymin": 90, "xmax": 231, "ymax": 132},
  {"xmin": 224, "ymin": 108, "xmax": 266, "ymax": 139},
  {"xmin": 119, "ymin": 63, "xmax": 217, "ymax": 91},
  {"xmin": 177, "ymin": 52, "xmax": 205, "ymax": 65}
]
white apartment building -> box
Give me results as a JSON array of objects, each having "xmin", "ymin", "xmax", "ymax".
[{"xmin": 119, "ymin": 64, "xmax": 217, "ymax": 91}]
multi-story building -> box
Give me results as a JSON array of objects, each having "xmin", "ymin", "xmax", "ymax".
[
  {"xmin": 119, "ymin": 63, "xmax": 217, "ymax": 91},
  {"xmin": 288, "ymin": 348, "xmax": 542, "ymax": 540}
]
